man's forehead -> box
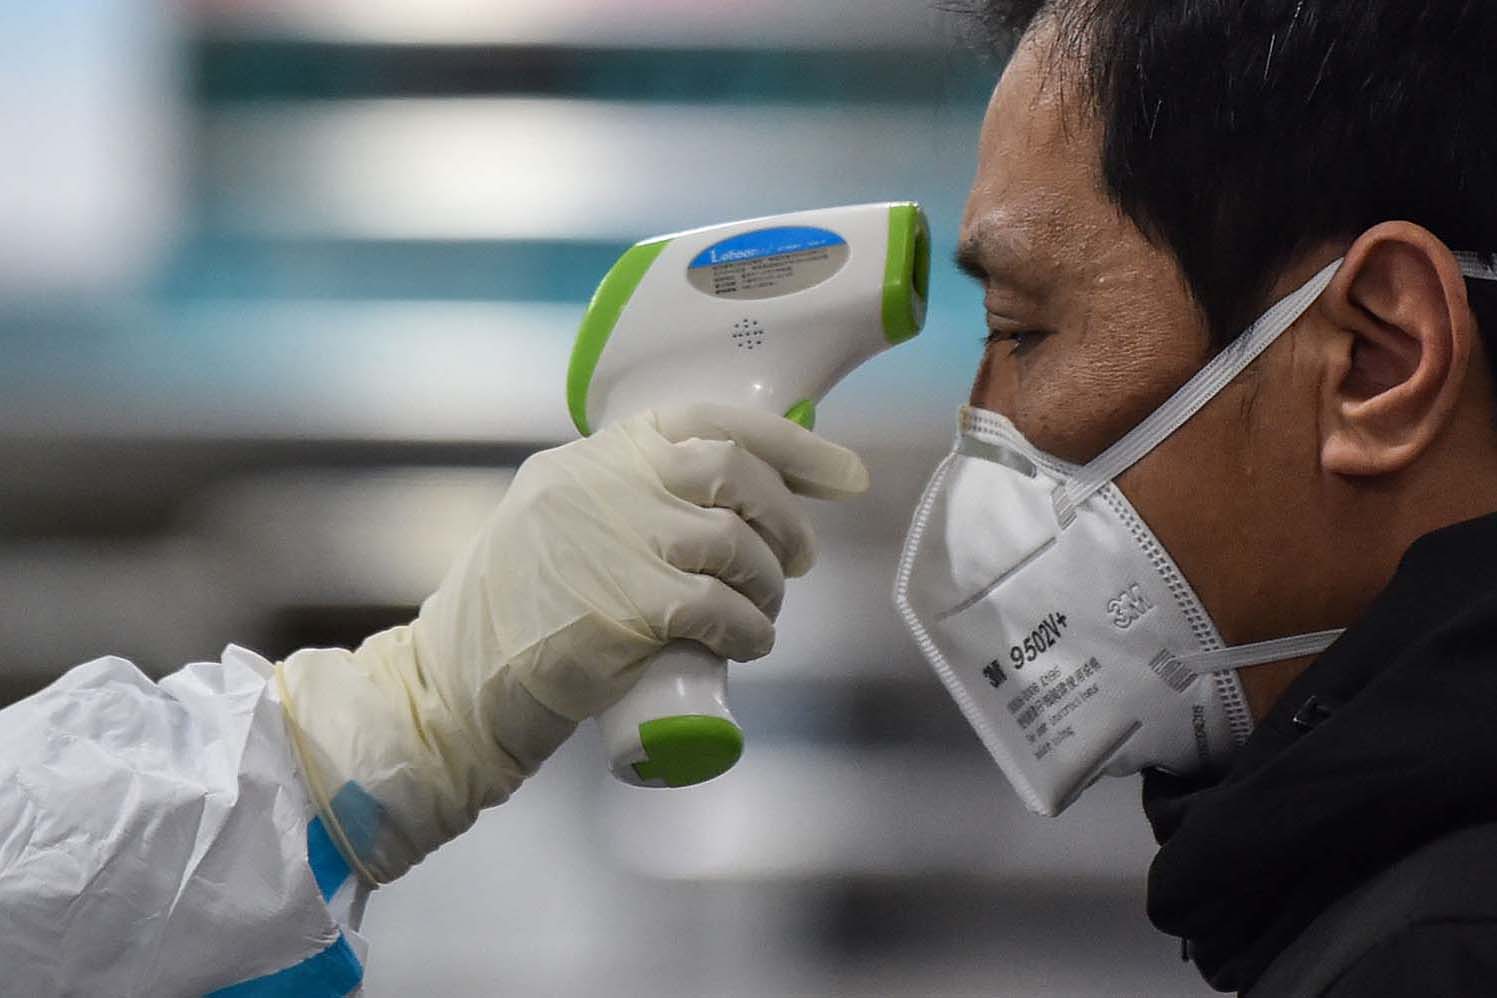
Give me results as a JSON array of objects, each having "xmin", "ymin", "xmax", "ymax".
[
  {"xmin": 962, "ymin": 62, "xmax": 1118, "ymax": 288},
  {"xmin": 965, "ymin": 23, "xmax": 1104, "ymax": 239}
]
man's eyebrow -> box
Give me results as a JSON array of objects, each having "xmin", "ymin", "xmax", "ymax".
[
  {"xmin": 954, "ymin": 242, "xmax": 989, "ymax": 283},
  {"xmin": 954, "ymin": 231, "xmax": 1040, "ymax": 291}
]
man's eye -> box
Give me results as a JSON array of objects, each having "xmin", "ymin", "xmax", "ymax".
[{"xmin": 983, "ymin": 329, "xmax": 1049, "ymax": 351}]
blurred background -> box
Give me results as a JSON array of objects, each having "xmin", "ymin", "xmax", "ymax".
[{"xmin": 0, "ymin": 1, "xmax": 1213, "ymax": 995}]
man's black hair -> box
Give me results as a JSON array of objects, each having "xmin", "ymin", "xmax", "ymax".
[{"xmin": 943, "ymin": 0, "xmax": 1497, "ymax": 362}]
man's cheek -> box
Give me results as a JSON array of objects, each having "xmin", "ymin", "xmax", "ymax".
[
  {"xmin": 1019, "ymin": 362, "xmax": 1133, "ymax": 463},
  {"xmin": 969, "ymin": 346, "xmax": 1000, "ymax": 407},
  {"xmin": 971, "ymin": 346, "xmax": 1021, "ymax": 412}
]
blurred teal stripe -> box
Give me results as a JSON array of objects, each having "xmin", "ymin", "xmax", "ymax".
[
  {"xmin": 151, "ymin": 234, "xmax": 977, "ymax": 311},
  {"xmin": 191, "ymin": 43, "xmax": 996, "ymax": 106},
  {"xmin": 153, "ymin": 239, "xmax": 629, "ymax": 302}
]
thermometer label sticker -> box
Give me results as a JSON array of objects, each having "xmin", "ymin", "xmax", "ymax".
[{"xmin": 687, "ymin": 226, "xmax": 849, "ymax": 300}]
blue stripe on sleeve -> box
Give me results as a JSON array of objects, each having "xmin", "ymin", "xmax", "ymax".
[
  {"xmin": 327, "ymin": 781, "xmax": 383, "ymax": 859},
  {"xmin": 205, "ymin": 932, "xmax": 363, "ymax": 998},
  {"xmin": 306, "ymin": 816, "xmax": 352, "ymax": 903}
]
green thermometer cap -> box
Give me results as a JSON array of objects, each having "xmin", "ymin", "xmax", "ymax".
[
  {"xmin": 882, "ymin": 203, "xmax": 932, "ymax": 345},
  {"xmin": 631, "ymin": 715, "xmax": 745, "ymax": 788}
]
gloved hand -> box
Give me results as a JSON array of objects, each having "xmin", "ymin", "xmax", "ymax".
[{"xmin": 275, "ymin": 404, "xmax": 869, "ymax": 884}]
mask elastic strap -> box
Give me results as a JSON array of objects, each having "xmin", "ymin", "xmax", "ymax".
[
  {"xmin": 1177, "ymin": 628, "xmax": 1345, "ymax": 675},
  {"xmin": 1051, "ymin": 258, "xmax": 1344, "ymax": 526},
  {"xmin": 1456, "ymin": 253, "xmax": 1497, "ymax": 280},
  {"xmin": 1053, "ymin": 253, "xmax": 1497, "ymax": 526}
]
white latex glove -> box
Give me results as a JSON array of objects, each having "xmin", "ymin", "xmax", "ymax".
[{"xmin": 276, "ymin": 404, "xmax": 869, "ymax": 884}]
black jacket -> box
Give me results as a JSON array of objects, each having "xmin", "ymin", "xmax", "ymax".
[{"xmin": 1143, "ymin": 513, "xmax": 1497, "ymax": 997}]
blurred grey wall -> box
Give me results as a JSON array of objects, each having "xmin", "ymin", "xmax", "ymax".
[{"xmin": 0, "ymin": 3, "xmax": 1214, "ymax": 995}]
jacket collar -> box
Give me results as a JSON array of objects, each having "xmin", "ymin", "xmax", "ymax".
[{"xmin": 1144, "ymin": 512, "xmax": 1497, "ymax": 992}]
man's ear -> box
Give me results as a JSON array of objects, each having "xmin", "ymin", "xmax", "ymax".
[{"xmin": 1317, "ymin": 222, "xmax": 1475, "ymax": 477}]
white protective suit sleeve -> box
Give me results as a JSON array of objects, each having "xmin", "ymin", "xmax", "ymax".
[{"xmin": 0, "ymin": 647, "xmax": 372, "ymax": 998}]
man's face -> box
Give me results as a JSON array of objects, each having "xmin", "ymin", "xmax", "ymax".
[
  {"xmin": 961, "ymin": 25, "xmax": 1212, "ymax": 462},
  {"xmin": 960, "ymin": 24, "xmax": 1348, "ymax": 715}
]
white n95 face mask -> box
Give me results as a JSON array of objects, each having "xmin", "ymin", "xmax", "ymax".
[{"xmin": 895, "ymin": 253, "xmax": 1497, "ymax": 816}]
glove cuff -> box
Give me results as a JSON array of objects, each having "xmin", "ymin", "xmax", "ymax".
[
  {"xmin": 275, "ymin": 661, "xmax": 381, "ymax": 888},
  {"xmin": 276, "ymin": 629, "xmax": 532, "ymax": 884}
]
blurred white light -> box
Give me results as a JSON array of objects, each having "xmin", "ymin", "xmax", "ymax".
[
  {"xmin": 203, "ymin": 99, "xmax": 976, "ymax": 242},
  {"xmin": 0, "ymin": 1, "xmax": 184, "ymax": 296}
]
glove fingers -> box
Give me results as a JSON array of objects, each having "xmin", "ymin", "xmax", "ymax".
[
  {"xmin": 661, "ymin": 573, "xmax": 777, "ymax": 663},
  {"xmin": 652, "ymin": 403, "xmax": 870, "ymax": 500},
  {"xmin": 655, "ymin": 506, "xmax": 787, "ymax": 617},
  {"xmin": 654, "ymin": 438, "xmax": 818, "ymax": 578}
]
